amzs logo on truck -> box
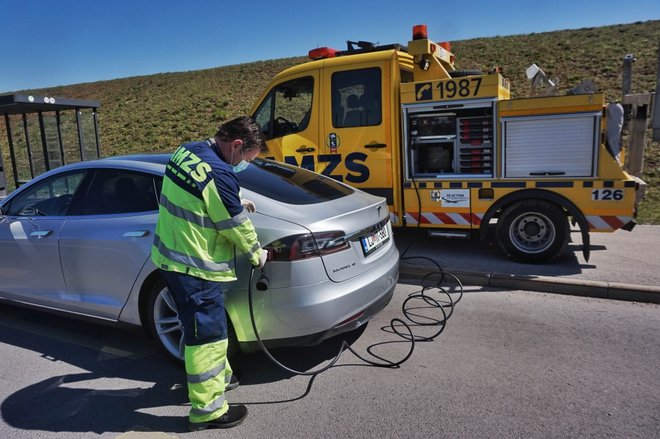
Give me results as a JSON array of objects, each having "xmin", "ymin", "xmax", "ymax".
[{"xmin": 284, "ymin": 152, "xmax": 370, "ymax": 183}]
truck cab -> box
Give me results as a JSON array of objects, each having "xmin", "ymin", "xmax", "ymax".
[{"xmin": 251, "ymin": 47, "xmax": 409, "ymax": 205}]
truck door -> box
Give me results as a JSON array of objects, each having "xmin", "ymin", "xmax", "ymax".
[
  {"xmin": 252, "ymin": 73, "xmax": 320, "ymax": 172},
  {"xmin": 320, "ymin": 63, "xmax": 393, "ymax": 206}
]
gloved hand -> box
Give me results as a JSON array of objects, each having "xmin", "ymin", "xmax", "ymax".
[
  {"xmin": 241, "ymin": 199, "xmax": 256, "ymax": 213},
  {"xmin": 256, "ymin": 249, "xmax": 268, "ymax": 269}
]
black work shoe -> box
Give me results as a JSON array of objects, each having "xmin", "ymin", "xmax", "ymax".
[
  {"xmin": 188, "ymin": 404, "xmax": 248, "ymax": 431},
  {"xmin": 225, "ymin": 374, "xmax": 240, "ymax": 392}
]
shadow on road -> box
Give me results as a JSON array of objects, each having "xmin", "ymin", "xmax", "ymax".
[{"xmin": 0, "ymin": 303, "xmax": 367, "ymax": 434}]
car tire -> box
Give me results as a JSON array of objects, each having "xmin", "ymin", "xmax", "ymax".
[
  {"xmin": 146, "ymin": 279, "xmax": 240, "ymax": 363},
  {"xmin": 496, "ymin": 199, "xmax": 569, "ymax": 263},
  {"xmin": 146, "ymin": 279, "xmax": 185, "ymax": 362}
]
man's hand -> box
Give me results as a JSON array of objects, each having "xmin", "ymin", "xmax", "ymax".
[
  {"xmin": 241, "ymin": 199, "xmax": 256, "ymax": 213},
  {"xmin": 256, "ymin": 249, "xmax": 268, "ymax": 268}
]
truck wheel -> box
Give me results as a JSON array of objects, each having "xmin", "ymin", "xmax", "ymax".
[
  {"xmin": 496, "ymin": 200, "xmax": 569, "ymax": 263},
  {"xmin": 146, "ymin": 280, "xmax": 239, "ymax": 363}
]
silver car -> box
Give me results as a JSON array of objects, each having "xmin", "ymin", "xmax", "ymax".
[{"xmin": 0, "ymin": 154, "xmax": 398, "ymax": 360}]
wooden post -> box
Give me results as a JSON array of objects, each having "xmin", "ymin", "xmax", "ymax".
[
  {"xmin": 651, "ymin": 41, "xmax": 660, "ymax": 142},
  {"xmin": 622, "ymin": 93, "xmax": 651, "ymax": 177}
]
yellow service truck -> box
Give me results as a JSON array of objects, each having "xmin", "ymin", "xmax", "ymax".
[{"xmin": 250, "ymin": 25, "xmax": 646, "ymax": 263}]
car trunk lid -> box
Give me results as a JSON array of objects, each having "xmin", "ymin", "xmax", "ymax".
[{"xmin": 293, "ymin": 192, "xmax": 393, "ymax": 282}]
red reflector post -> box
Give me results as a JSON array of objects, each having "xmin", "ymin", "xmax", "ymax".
[
  {"xmin": 412, "ymin": 24, "xmax": 428, "ymax": 40},
  {"xmin": 336, "ymin": 311, "xmax": 364, "ymax": 327},
  {"xmin": 309, "ymin": 47, "xmax": 337, "ymax": 60}
]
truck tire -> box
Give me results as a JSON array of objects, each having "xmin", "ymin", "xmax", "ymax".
[
  {"xmin": 449, "ymin": 69, "xmax": 483, "ymax": 78},
  {"xmin": 146, "ymin": 279, "xmax": 239, "ymax": 363},
  {"xmin": 496, "ymin": 199, "xmax": 569, "ymax": 263}
]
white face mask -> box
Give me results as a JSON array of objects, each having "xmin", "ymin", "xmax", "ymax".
[
  {"xmin": 232, "ymin": 160, "xmax": 249, "ymax": 173},
  {"xmin": 230, "ymin": 148, "xmax": 249, "ymax": 173}
]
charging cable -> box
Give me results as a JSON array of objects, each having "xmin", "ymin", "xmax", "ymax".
[{"xmin": 247, "ymin": 263, "xmax": 462, "ymax": 376}]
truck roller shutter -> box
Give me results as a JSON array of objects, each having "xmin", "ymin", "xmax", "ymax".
[{"xmin": 502, "ymin": 112, "xmax": 600, "ymax": 178}]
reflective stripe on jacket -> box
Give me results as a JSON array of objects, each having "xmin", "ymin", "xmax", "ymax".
[
  {"xmin": 186, "ymin": 339, "xmax": 233, "ymax": 422},
  {"xmin": 151, "ymin": 139, "xmax": 261, "ymax": 282}
]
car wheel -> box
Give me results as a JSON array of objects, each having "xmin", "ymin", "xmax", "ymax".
[
  {"xmin": 496, "ymin": 199, "xmax": 569, "ymax": 263},
  {"xmin": 147, "ymin": 280, "xmax": 185, "ymax": 362},
  {"xmin": 146, "ymin": 279, "xmax": 240, "ymax": 363}
]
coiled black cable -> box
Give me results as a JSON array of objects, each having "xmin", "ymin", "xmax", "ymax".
[
  {"xmin": 399, "ymin": 168, "xmax": 464, "ymax": 318},
  {"xmin": 247, "ymin": 261, "xmax": 463, "ymax": 376}
]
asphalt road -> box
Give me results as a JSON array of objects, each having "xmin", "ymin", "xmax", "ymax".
[{"xmin": 1, "ymin": 282, "xmax": 658, "ymax": 438}]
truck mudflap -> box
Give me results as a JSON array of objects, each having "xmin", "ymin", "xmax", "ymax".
[{"xmin": 622, "ymin": 220, "xmax": 637, "ymax": 231}]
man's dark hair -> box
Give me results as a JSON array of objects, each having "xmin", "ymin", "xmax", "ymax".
[{"xmin": 215, "ymin": 116, "xmax": 268, "ymax": 152}]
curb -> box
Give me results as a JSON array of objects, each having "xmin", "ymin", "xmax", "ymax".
[{"xmin": 399, "ymin": 264, "xmax": 660, "ymax": 304}]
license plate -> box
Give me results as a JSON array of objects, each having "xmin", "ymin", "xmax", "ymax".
[{"xmin": 360, "ymin": 224, "xmax": 390, "ymax": 256}]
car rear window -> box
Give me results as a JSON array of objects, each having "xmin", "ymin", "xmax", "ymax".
[{"xmin": 238, "ymin": 159, "xmax": 354, "ymax": 204}]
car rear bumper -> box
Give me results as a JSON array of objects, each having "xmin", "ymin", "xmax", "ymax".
[
  {"xmin": 232, "ymin": 243, "xmax": 400, "ymax": 352},
  {"xmin": 239, "ymin": 280, "xmax": 395, "ymax": 353}
]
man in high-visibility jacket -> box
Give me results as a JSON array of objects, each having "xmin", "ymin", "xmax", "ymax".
[{"xmin": 151, "ymin": 116, "xmax": 268, "ymax": 431}]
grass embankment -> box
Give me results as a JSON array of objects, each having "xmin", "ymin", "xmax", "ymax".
[{"xmin": 2, "ymin": 20, "xmax": 659, "ymax": 222}]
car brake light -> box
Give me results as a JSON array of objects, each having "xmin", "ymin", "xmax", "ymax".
[{"xmin": 265, "ymin": 231, "xmax": 349, "ymax": 261}]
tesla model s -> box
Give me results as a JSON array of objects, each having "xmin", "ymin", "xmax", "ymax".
[{"xmin": 0, "ymin": 154, "xmax": 398, "ymax": 360}]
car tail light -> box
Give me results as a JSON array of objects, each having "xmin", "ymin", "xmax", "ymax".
[{"xmin": 265, "ymin": 231, "xmax": 349, "ymax": 261}]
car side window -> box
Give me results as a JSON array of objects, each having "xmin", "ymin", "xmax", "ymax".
[
  {"xmin": 5, "ymin": 171, "xmax": 87, "ymax": 216},
  {"xmin": 69, "ymin": 169, "xmax": 160, "ymax": 215},
  {"xmin": 253, "ymin": 76, "xmax": 314, "ymax": 140}
]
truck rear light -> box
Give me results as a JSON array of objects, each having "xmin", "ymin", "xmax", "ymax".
[{"xmin": 265, "ymin": 231, "xmax": 349, "ymax": 261}]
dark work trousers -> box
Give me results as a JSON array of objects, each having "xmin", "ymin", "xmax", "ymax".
[
  {"xmin": 159, "ymin": 269, "xmax": 233, "ymax": 423},
  {"xmin": 159, "ymin": 269, "xmax": 228, "ymax": 346}
]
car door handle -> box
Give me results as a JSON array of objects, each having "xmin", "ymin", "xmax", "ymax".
[
  {"xmin": 123, "ymin": 230, "xmax": 149, "ymax": 237},
  {"xmin": 30, "ymin": 230, "xmax": 53, "ymax": 238},
  {"xmin": 296, "ymin": 146, "xmax": 316, "ymax": 153},
  {"xmin": 364, "ymin": 143, "xmax": 387, "ymax": 149}
]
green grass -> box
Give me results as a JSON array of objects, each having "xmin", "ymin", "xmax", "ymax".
[{"xmin": 2, "ymin": 20, "xmax": 659, "ymax": 222}]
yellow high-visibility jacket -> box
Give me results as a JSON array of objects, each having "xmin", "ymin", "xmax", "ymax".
[{"xmin": 152, "ymin": 139, "xmax": 261, "ymax": 281}]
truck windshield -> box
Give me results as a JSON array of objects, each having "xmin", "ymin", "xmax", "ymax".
[{"xmin": 238, "ymin": 159, "xmax": 354, "ymax": 204}]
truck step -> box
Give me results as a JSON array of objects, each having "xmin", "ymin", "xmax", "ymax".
[{"xmin": 428, "ymin": 230, "xmax": 471, "ymax": 239}]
